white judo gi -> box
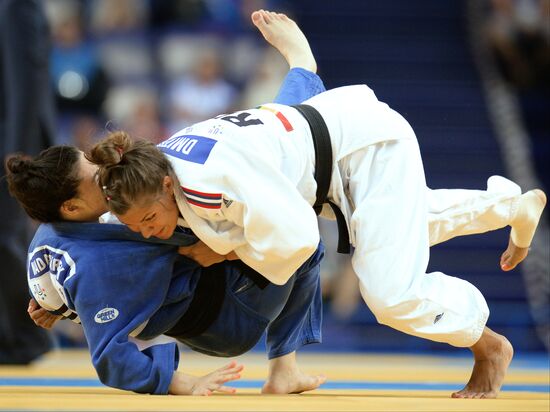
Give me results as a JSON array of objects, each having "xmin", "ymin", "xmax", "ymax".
[{"xmin": 159, "ymin": 85, "xmax": 520, "ymax": 348}]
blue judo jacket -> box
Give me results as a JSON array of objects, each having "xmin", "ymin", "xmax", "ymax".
[
  {"xmin": 28, "ymin": 222, "xmax": 203, "ymax": 394},
  {"xmin": 28, "ymin": 222, "xmax": 324, "ymax": 395}
]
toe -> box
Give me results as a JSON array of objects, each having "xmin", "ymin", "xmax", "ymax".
[
  {"xmin": 251, "ymin": 11, "xmax": 266, "ymax": 26},
  {"xmin": 500, "ymin": 255, "xmax": 513, "ymax": 271}
]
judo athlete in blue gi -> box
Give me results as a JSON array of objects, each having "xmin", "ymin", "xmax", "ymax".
[
  {"xmin": 7, "ymin": 11, "xmax": 330, "ymax": 395},
  {"xmin": 27, "ymin": 221, "xmax": 324, "ymax": 395}
]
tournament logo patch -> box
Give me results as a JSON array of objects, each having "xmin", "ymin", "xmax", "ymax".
[
  {"xmin": 158, "ymin": 134, "xmax": 217, "ymax": 164},
  {"xmin": 31, "ymin": 284, "xmax": 47, "ymax": 301}
]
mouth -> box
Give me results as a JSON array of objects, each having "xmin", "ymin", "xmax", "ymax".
[{"xmin": 155, "ymin": 227, "xmax": 173, "ymax": 239}]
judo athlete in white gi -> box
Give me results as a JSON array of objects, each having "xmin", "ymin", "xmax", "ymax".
[
  {"xmin": 26, "ymin": 221, "xmax": 324, "ymax": 395},
  {"xmin": 94, "ymin": 88, "xmax": 545, "ymax": 399},
  {"xmin": 89, "ymin": 15, "xmax": 546, "ymax": 399}
]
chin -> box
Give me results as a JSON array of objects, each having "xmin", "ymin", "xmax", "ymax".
[{"xmin": 156, "ymin": 229, "xmax": 175, "ymax": 239}]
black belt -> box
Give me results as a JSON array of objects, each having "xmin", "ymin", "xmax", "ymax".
[
  {"xmin": 164, "ymin": 259, "xmax": 270, "ymax": 339},
  {"xmin": 231, "ymin": 260, "xmax": 270, "ymax": 289},
  {"xmin": 292, "ymin": 104, "xmax": 351, "ymax": 254},
  {"xmin": 165, "ymin": 263, "xmax": 226, "ymax": 339}
]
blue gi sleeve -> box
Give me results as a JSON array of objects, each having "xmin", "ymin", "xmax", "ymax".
[
  {"xmin": 273, "ymin": 68, "xmax": 326, "ymax": 106},
  {"xmin": 62, "ymin": 242, "xmax": 182, "ymax": 394}
]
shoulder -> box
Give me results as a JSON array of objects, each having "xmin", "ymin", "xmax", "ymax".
[{"xmin": 158, "ymin": 121, "xmax": 224, "ymax": 166}]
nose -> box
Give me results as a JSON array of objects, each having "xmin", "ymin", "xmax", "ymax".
[{"xmin": 140, "ymin": 225, "xmax": 155, "ymax": 239}]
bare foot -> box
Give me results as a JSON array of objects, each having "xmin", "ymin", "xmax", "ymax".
[
  {"xmin": 501, "ymin": 189, "xmax": 546, "ymax": 271},
  {"xmin": 452, "ymin": 327, "xmax": 513, "ymax": 399},
  {"xmin": 500, "ymin": 237, "xmax": 529, "ymax": 271},
  {"xmin": 251, "ymin": 10, "xmax": 317, "ymax": 73},
  {"xmin": 261, "ymin": 352, "xmax": 326, "ymax": 394}
]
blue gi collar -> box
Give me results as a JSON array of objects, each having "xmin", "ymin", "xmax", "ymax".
[{"xmin": 49, "ymin": 222, "xmax": 199, "ymax": 247}]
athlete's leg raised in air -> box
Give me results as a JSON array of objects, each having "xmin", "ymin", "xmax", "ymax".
[
  {"xmin": 300, "ymin": 86, "xmax": 516, "ymax": 398},
  {"xmin": 427, "ymin": 176, "xmax": 546, "ymax": 271},
  {"xmin": 251, "ymin": 10, "xmax": 317, "ymax": 73},
  {"xmin": 501, "ymin": 188, "xmax": 546, "ymax": 271},
  {"xmin": 347, "ymin": 141, "xmax": 514, "ymax": 399},
  {"xmin": 251, "ymin": 9, "xmax": 325, "ymax": 106}
]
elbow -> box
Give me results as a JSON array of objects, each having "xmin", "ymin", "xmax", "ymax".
[{"xmin": 93, "ymin": 356, "xmax": 123, "ymax": 391}]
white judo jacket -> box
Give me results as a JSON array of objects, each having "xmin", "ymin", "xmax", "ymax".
[{"xmin": 160, "ymin": 85, "xmax": 414, "ymax": 285}]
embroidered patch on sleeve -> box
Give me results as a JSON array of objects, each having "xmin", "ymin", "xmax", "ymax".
[{"xmin": 158, "ymin": 134, "xmax": 217, "ymax": 164}]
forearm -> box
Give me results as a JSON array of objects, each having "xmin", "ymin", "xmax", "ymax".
[{"xmin": 178, "ymin": 241, "xmax": 241, "ymax": 266}]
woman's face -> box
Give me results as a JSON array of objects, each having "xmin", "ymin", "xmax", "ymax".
[
  {"xmin": 61, "ymin": 152, "xmax": 108, "ymax": 222},
  {"xmin": 116, "ymin": 176, "xmax": 179, "ymax": 240}
]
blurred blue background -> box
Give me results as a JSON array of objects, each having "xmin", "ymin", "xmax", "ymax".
[{"xmin": 41, "ymin": 0, "xmax": 549, "ymax": 354}]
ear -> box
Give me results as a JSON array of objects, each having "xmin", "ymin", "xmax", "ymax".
[
  {"xmin": 163, "ymin": 175, "xmax": 174, "ymax": 195},
  {"xmin": 59, "ymin": 199, "xmax": 81, "ymax": 220}
]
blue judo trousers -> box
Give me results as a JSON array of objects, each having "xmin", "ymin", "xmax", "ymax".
[{"xmin": 28, "ymin": 222, "xmax": 324, "ymax": 394}]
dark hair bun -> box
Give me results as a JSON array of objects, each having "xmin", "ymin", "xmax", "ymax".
[
  {"xmin": 87, "ymin": 131, "xmax": 132, "ymax": 167},
  {"xmin": 5, "ymin": 155, "xmax": 32, "ymax": 175}
]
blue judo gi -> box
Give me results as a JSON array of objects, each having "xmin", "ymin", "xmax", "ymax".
[
  {"xmin": 27, "ymin": 68, "xmax": 328, "ymax": 394},
  {"xmin": 28, "ymin": 222, "xmax": 323, "ymax": 394}
]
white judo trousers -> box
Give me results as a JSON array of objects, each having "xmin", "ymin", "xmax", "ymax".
[
  {"xmin": 427, "ymin": 176, "xmax": 520, "ymax": 247},
  {"xmin": 297, "ymin": 86, "xmax": 520, "ymax": 347}
]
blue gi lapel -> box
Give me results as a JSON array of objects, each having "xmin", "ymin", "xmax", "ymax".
[{"xmin": 49, "ymin": 222, "xmax": 199, "ymax": 247}]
